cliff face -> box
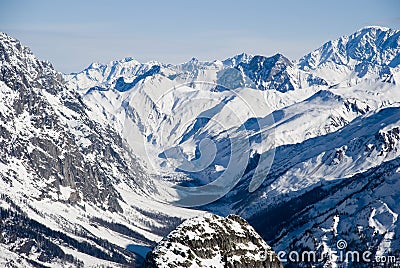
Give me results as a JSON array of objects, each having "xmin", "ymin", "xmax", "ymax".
[{"xmin": 144, "ymin": 213, "xmax": 283, "ymax": 268}]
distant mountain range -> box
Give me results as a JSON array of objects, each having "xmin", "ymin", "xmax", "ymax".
[{"xmin": 0, "ymin": 26, "xmax": 399, "ymax": 267}]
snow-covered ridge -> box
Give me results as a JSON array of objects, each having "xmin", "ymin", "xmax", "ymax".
[
  {"xmin": 299, "ymin": 26, "xmax": 400, "ymax": 85},
  {"xmin": 64, "ymin": 50, "xmax": 328, "ymax": 94},
  {"xmin": 65, "ymin": 26, "xmax": 400, "ymax": 94}
]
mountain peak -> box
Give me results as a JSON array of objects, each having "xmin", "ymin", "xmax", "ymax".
[
  {"xmin": 189, "ymin": 57, "xmax": 199, "ymax": 63},
  {"xmin": 144, "ymin": 213, "xmax": 283, "ymax": 268},
  {"xmin": 222, "ymin": 52, "xmax": 253, "ymax": 67},
  {"xmin": 0, "ymin": 31, "xmax": 34, "ymax": 58},
  {"xmin": 271, "ymin": 52, "xmax": 288, "ymax": 60},
  {"xmin": 88, "ymin": 61, "xmax": 101, "ymax": 69},
  {"xmin": 236, "ymin": 53, "xmax": 297, "ymax": 92},
  {"xmin": 122, "ymin": 56, "xmax": 135, "ymax": 62},
  {"xmin": 299, "ymin": 25, "xmax": 400, "ymax": 76},
  {"xmin": 357, "ymin": 25, "xmax": 391, "ymax": 33},
  {"xmin": 0, "ymin": 32, "xmax": 16, "ymax": 42}
]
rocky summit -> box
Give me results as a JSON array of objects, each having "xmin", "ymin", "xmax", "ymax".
[{"xmin": 144, "ymin": 213, "xmax": 283, "ymax": 268}]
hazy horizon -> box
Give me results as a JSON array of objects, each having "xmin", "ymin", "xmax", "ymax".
[{"xmin": 1, "ymin": 0, "xmax": 399, "ymax": 73}]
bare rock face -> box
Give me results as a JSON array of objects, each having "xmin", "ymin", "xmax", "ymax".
[{"xmin": 144, "ymin": 213, "xmax": 283, "ymax": 268}]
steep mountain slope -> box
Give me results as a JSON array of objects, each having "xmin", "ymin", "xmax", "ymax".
[
  {"xmin": 0, "ymin": 32, "xmax": 200, "ymax": 267},
  {"xmin": 144, "ymin": 213, "xmax": 283, "ymax": 268},
  {"xmin": 203, "ymin": 106, "xmax": 400, "ymax": 267}
]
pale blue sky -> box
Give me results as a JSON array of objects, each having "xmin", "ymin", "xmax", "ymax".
[{"xmin": 1, "ymin": 0, "xmax": 399, "ymax": 73}]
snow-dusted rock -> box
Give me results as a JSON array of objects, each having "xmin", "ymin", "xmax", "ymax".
[{"xmin": 144, "ymin": 213, "xmax": 283, "ymax": 268}]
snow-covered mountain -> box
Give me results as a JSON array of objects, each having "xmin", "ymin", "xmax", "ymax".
[
  {"xmin": 65, "ymin": 52, "xmax": 328, "ymax": 94},
  {"xmin": 299, "ymin": 26, "xmax": 400, "ymax": 85},
  {"xmin": 144, "ymin": 213, "xmax": 283, "ymax": 268},
  {"xmin": 1, "ymin": 25, "xmax": 400, "ymax": 267},
  {"xmin": 63, "ymin": 26, "xmax": 400, "ymax": 267}
]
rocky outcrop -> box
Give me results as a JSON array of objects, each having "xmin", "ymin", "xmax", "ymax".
[{"xmin": 144, "ymin": 213, "xmax": 283, "ymax": 268}]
